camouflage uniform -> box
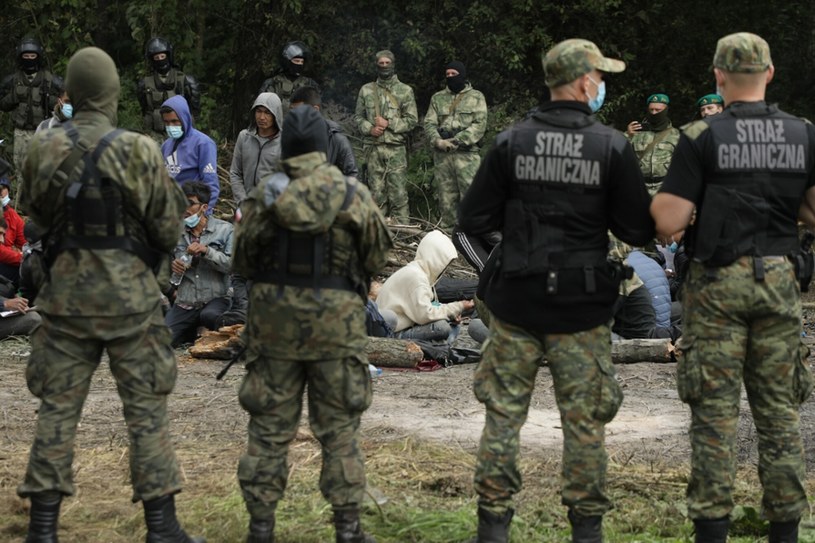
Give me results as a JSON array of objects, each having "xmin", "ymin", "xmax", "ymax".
[
  {"xmin": 459, "ymin": 39, "xmax": 654, "ymax": 540},
  {"xmin": 658, "ymin": 33, "xmax": 815, "ymax": 529},
  {"xmin": 16, "ymin": 47, "xmax": 187, "ymax": 503},
  {"xmin": 424, "ymin": 83, "xmax": 487, "ymax": 230},
  {"xmin": 474, "ymin": 318, "xmax": 620, "ymax": 516},
  {"xmin": 354, "ymin": 62, "xmax": 418, "ymax": 222},
  {"xmin": 232, "ymin": 147, "xmax": 393, "ymax": 519},
  {"xmin": 628, "ymin": 125, "xmax": 680, "ymax": 196}
]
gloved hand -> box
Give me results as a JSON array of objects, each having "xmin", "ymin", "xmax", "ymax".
[{"xmin": 435, "ymin": 138, "xmax": 458, "ymax": 152}]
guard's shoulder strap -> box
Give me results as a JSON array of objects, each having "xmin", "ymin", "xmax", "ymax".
[
  {"xmin": 340, "ymin": 177, "xmax": 358, "ymax": 211},
  {"xmin": 90, "ymin": 129, "xmax": 126, "ymax": 165},
  {"xmin": 54, "ymin": 123, "xmax": 87, "ymax": 183}
]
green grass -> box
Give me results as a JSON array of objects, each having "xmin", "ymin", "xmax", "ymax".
[{"xmin": 4, "ymin": 438, "xmax": 815, "ymax": 542}]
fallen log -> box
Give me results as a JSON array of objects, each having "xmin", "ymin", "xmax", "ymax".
[
  {"xmin": 611, "ymin": 338, "xmax": 675, "ymax": 364},
  {"xmin": 189, "ymin": 324, "xmax": 244, "ymax": 360},
  {"xmin": 366, "ymin": 337, "xmax": 424, "ymax": 368}
]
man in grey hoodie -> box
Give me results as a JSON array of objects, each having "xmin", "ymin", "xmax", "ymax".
[{"xmin": 229, "ymin": 92, "xmax": 283, "ymax": 204}]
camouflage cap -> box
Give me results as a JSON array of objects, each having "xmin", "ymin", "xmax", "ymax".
[
  {"xmin": 713, "ymin": 32, "xmax": 772, "ymax": 73},
  {"xmin": 543, "ymin": 39, "xmax": 625, "ymax": 87},
  {"xmin": 696, "ymin": 93, "xmax": 723, "ymax": 108},
  {"xmin": 647, "ymin": 93, "xmax": 670, "ymax": 105}
]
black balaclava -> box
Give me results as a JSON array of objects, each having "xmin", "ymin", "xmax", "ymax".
[
  {"xmin": 648, "ymin": 109, "xmax": 671, "ymax": 131},
  {"xmin": 446, "ymin": 60, "xmax": 467, "ymax": 94},
  {"xmin": 281, "ymin": 106, "xmax": 328, "ymax": 160}
]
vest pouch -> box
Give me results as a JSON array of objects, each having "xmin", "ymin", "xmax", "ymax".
[
  {"xmin": 501, "ymin": 199, "xmax": 529, "ymax": 276},
  {"xmin": 695, "ymin": 184, "xmax": 769, "ymax": 266},
  {"xmin": 501, "ymin": 200, "xmax": 566, "ymax": 278}
]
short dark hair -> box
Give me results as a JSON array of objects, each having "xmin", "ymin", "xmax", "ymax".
[
  {"xmin": 290, "ymin": 86, "xmax": 321, "ymax": 107},
  {"xmin": 182, "ymin": 182, "xmax": 211, "ymax": 205},
  {"xmin": 159, "ymin": 105, "xmax": 175, "ymax": 116}
]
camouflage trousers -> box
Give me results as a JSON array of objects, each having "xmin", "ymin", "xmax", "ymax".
[
  {"xmin": 433, "ymin": 150, "xmax": 480, "ymax": 230},
  {"xmin": 473, "ymin": 317, "xmax": 621, "ymax": 517},
  {"xmin": 678, "ymin": 257, "xmax": 812, "ymax": 521},
  {"xmin": 237, "ymin": 351, "xmax": 373, "ymax": 519},
  {"xmin": 17, "ymin": 307, "xmax": 182, "ymax": 502},
  {"xmin": 364, "ymin": 143, "xmax": 409, "ymax": 222}
]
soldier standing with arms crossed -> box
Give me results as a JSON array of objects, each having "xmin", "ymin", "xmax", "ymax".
[
  {"xmin": 652, "ymin": 32, "xmax": 815, "ymax": 543},
  {"xmin": 459, "ymin": 39, "xmax": 654, "ymax": 543},
  {"xmin": 17, "ymin": 47, "xmax": 202, "ymax": 543}
]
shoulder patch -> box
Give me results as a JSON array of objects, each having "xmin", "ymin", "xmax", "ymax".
[{"xmin": 682, "ymin": 120, "xmax": 709, "ymax": 141}]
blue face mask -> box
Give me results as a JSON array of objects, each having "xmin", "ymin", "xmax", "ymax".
[
  {"xmin": 587, "ymin": 77, "xmax": 606, "ymax": 113},
  {"xmin": 0, "ymin": 195, "xmax": 9, "ymax": 207},
  {"xmin": 166, "ymin": 125, "xmax": 184, "ymax": 139},
  {"xmin": 184, "ymin": 212, "xmax": 201, "ymax": 228},
  {"xmin": 61, "ymin": 103, "xmax": 73, "ymax": 119}
]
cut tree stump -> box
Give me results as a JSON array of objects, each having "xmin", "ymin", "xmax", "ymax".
[
  {"xmin": 189, "ymin": 324, "xmax": 244, "ymax": 360},
  {"xmin": 366, "ymin": 337, "xmax": 424, "ymax": 368},
  {"xmin": 612, "ymin": 338, "xmax": 675, "ymax": 364}
]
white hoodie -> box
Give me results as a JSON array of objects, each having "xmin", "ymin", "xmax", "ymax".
[{"xmin": 377, "ymin": 230, "xmax": 465, "ymax": 332}]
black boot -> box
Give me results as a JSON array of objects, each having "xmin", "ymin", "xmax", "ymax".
[
  {"xmin": 333, "ymin": 506, "xmax": 376, "ymax": 543},
  {"xmin": 471, "ymin": 507, "xmax": 513, "ymax": 543},
  {"xmin": 25, "ymin": 492, "xmax": 62, "ymax": 543},
  {"xmin": 693, "ymin": 517, "xmax": 729, "ymax": 543},
  {"xmin": 143, "ymin": 494, "xmax": 206, "ymax": 543},
  {"xmin": 246, "ymin": 516, "xmax": 275, "ymax": 543},
  {"xmin": 568, "ymin": 510, "xmax": 602, "ymax": 543},
  {"xmin": 769, "ymin": 518, "xmax": 799, "ymax": 543}
]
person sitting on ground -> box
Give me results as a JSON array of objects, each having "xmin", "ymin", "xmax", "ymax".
[
  {"xmin": 377, "ymin": 229, "xmax": 473, "ymax": 342},
  {"xmin": 165, "ymin": 182, "xmax": 233, "ymax": 347},
  {"xmin": 18, "ymin": 221, "xmax": 44, "ymax": 306},
  {"xmin": 0, "ymin": 176, "xmax": 27, "ymax": 284},
  {"xmin": 36, "ymin": 89, "xmax": 72, "ymax": 132},
  {"xmin": 365, "ymin": 280, "xmax": 397, "ymax": 337},
  {"xmin": 0, "ymin": 218, "xmax": 39, "ymax": 336}
]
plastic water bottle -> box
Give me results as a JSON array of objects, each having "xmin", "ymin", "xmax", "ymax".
[
  {"xmin": 368, "ymin": 364, "xmax": 382, "ymax": 379},
  {"xmin": 170, "ymin": 253, "xmax": 192, "ymax": 286}
]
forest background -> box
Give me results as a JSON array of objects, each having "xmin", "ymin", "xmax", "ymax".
[{"xmin": 0, "ymin": 0, "xmax": 814, "ymax": 217}]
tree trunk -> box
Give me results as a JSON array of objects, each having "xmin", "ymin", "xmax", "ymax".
[
  {"xmin": 366, "ymin": 337, "xmax": 424, "ymax": 368},
  {"xmin": 611, "ymin": 338, "xmax": 675, "ymax": 364},
  {"xmin": 190, "ymin": 324, "xmax": 244, "ymax": 360}
]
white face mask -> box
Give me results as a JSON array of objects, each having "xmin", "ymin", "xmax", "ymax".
[
  {"xmin": 184, "ymin": 211, "xmax": 201, "ymax": 228},
  {"xmin": 0, "ymin": 195, "xmax": 9, "ymax": 207}
]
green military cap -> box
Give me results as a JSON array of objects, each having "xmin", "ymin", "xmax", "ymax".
[
  {"xmin": 542, "ymin": 38, "xmax": 625, "ymax": 87},
  {"xmin": 713, "ymin": 32, "xmax": 772, "ymax": 73},
  {"xmin": 647, "ymin": 93, "xmax": 670, "ymax": 105},
  {"xmin": 696, "ymin": 93, "xmax": 723, "ymax": 108}
]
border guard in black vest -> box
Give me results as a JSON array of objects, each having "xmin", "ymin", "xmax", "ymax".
[{"xmin": 459, "ymin": 39, "xmax": 654, "ymax": 543}]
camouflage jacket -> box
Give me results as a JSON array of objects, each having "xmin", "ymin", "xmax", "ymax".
[
  {"xmin": 627, "ymin": 126, "xmax": 680, "ymax": 179},
  {"xmin": 233, "ymin": 151, "xmax": 393, "ymax": 360},
  {"xmin": 21, "ymin": 111, "xmax": 186, "ymax": 316},
  {"xmin": 424, "ymin": 83, "xmax": 488, "ymax": 150},
  {"xmin": 354, "ymin": 76, "xmax": 418, "ymax": 146}
]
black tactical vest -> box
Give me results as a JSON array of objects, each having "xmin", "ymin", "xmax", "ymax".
[
  {"xmin": 252, "ymin": 177, "xmax": 367, "ymax": 300},
  {"xmin": 691, "ymin": 103, "xmax": 812, "ymax": 266},
  {"xmin": 500, "ymin": 111, "xmax": 612, "ymax": 280},
  {"xmin": 142, "ymin": 69, "xmax": 185, "ymax": 132},
  {"xmin": 11, "ymin": 70, "xmax": 52, "ymax": 129},
  {"xmin": 46, "ymin": 124, "xmax": 160, "ymax": 271}
]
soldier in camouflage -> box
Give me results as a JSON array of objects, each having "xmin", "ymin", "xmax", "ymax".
[
  {"xmin": 459, "ymin": 39, "xmax": 654, "ymax": 543},
  {"xmin": 424, "ymin": 61, "xmax": 487, "ymax": 231},
  {"xmin": 232, "ymin": 106, "xmax": 393, "ymax": 543},
  {"xmin": 626, "ymin": 93, "xmax": 680, "ymax": 196},
  {"xmin": 696, "ymin": 93, "xmax": 724, "ymax": 119},
  {"xmin": 0, "ymin": 37, "xmax": 64, "ymax": 179},
  {"xmin": 652, "ymin": 32, "xmax": 815, "ymax": 543},
  {"xmin": 17, "ymin": 47, "xmax": 202, "ymax": 543},
  {"xmin": 354, "ymin": 50, "xmax": 418, "ymax": 222},
  {"xmin": 258, "ymin": 41, "xmax": 319, "ymax": 114}
]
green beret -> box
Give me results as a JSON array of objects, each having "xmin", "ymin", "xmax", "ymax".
[
  {"xmin": 696, "ymin": 94, "xmax": 723, "ymax": 108},
  {"xmin": 647, "ymin": 93, "xmax": 670, "ymax": 105}
]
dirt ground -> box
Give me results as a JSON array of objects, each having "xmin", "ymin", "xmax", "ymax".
[{"xmin": 3, "ymin": 315, "xmax": 815, "ymax": 477}]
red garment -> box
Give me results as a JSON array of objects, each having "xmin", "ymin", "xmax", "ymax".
[{"xmin": 0, "ymin": 206, "xmax": 25, "ymax": 266}]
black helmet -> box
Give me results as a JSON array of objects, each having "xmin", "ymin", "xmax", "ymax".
[
  {"xmin": 281, "ymin": 41, "xmax": 311, "ymax": 63},
  {"xmin": 17, "ymin": 38, "xmax": 43, "ymax": 73},
  {"xmin": 145, "ymin": 37, "xmax": 174, "ymax": 74}
]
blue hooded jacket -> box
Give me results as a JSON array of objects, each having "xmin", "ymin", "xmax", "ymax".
[{"xmin": 160, "ymin": 95, "xmax": 219, "ymax": 212}]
